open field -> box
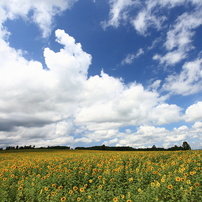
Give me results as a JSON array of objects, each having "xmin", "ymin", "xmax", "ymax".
[{"xmin": 0, "ymin": 149, "xmax": 201, "ymax": 202}]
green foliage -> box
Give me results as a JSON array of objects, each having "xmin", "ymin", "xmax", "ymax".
[{"xmin": 182, "ymin": 141, "xmax": 191, "ymax": 150}]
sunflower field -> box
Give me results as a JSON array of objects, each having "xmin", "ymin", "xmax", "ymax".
[{"xmin": 0, "ymin": 149, "xmax": 201, "ymax": 202}]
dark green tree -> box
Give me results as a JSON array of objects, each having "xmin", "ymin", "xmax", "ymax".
[{"xmin": 182, "ymin": 141, "xmax": 191, "ymax": 150}]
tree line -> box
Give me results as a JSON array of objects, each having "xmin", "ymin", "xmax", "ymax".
[
  {"xmin": 0, "ymin": 141, "xmax": 191, "ymax": 151},
  {"xmin": 0, "ymin": 145, "xmax": 70, "ymax": 151},
  {"xmin": 75, "ymin": 141, "xmax": 191, "ymax": 151}
]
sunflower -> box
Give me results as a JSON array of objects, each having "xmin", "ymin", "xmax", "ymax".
[
  {"xmin": 161, "ymin": 178, "xmax": 165, "ymax": 183},
  {"xmin": 73, "ymin": 186, "xmax": 78, "ymax": 191},
  {"xmin": 183, "ymin": 173, "xmax": 189, "ymax": 177},
  {"xmin": 190, "ymin": 171, "xmax": 196, "ymax": 175},
  {"xmin": 58, "ymin": 186, "xmax": 63, "ymax": 190},
  {"xmin": 69, "ymin": 190, "xmax": 73, "ymax": 194},
  {"xmin": 80, "ymin": 187, "xmax": 85, "ymax": 192},
  {"xmin": 167, "ymin": 185, "xmax": 173, "ymax": 189},
  {"xmin": 44, "ymin": 187, "xmax": 49, "ymax": 191},
  {"xmin": 194, "ymin": 183, "xmax": 200, "ymax": 187},
  {"xmin": 10, "ymin": 174, "xmax": 15, "ymax": 178},
  {"xmin": 113, "ymin": 197, "xmax": 118, "ymax": 202},
  {"xmin": 61, "ymin": 197, "xmax": 66, "ymax": 201}
]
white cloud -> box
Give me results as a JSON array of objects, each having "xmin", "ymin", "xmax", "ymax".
[
  {"xmin": 0, "ymin": 30, "xmax": 185, "ymax": 148},
  {"xmin": 1, "ymin": 0, "xmax": 77, "ymax": 38},
  {"xmin": 132, "ymin": 11, "xmax": 148, "ymax": 35},
  {"xmin": 0, "ymin": 25, "xmax": 184, "ymax": 148},
  {"xmin": 185, "ymin": 102, "xmax": 202, "ymax": 122},
  {"xmin": 103, "ymin": 123, "xmax": 202, "ymax": 149},
  {"xmin": 192, "ymin": 121, "xmax": 202, "ymax": 129},
  {"xmin": 104, "ymin": 0, "xmax": 202, "ymax": 35},
  {"xmin": 121, "ymin": 48, "xmax": 144, "ymax": 65},
  {"xmin": 121, "ymin": 53, "xmax": 136, "ymax": 65},
  {"xmin": 101, "ymin": 0, "xmax": 135, "ymax": 29},
  {"xmin": 0, "ymin": 27, "xmax": 92, "ymax": 148},
  {"xmin": 104, "ymin": 0, "xmax": 202, "ymax": 67},
  {"xmin": 163, "ymin": 58, "xmax": 202, "ymax": 95},
  {"xmin": 154, "ymin": 9, "xmax": 202, "ymax": 66},
  {"xmin": 131, "ymin": 9, "xmax": 165, "ymax": 35},
  {"xmin": 149, "ymin": 104, "xmax": 182, "ymax": 125},
  {"xmin": 153, "ymin": 50, "xmax": 186, "ymax": 66},
  {"xmin": 75, "ymin": 81, "xmax": 183, "ymax": 139},
  {"xmin": 148, "ymin": 80, "xmax": 161, "ymax": 91}
]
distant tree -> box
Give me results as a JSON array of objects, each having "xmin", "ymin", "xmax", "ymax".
[
  {"xmin": 102, "ymin": 144, "xmax": 106, "ymax": 150},
  {"xmin": 182, "ymin": 141, "xmax": 191, "ymax": 150},
  {"xmin": 6, "ymin": 146, "xmax": 15, "ymax": 150}
]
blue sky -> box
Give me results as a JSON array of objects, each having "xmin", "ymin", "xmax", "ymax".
[{"xmin": 0, "ymin": 0, "xmax": 202, "ymax": 149}]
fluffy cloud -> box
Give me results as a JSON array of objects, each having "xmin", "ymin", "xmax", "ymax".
[
  {"xmin": 0, "ymin": 0, "xmax": 77, "ymax": 37},
  {"xmin": 75, "ymin": 81, "xmax": 181, "ymax": 129},
  {"xmin": 0, "ymin": 28, "xmax": 186, "ymax": 148},
  {"xmin": 102, "ymin": 123, "xmax": 202, "ymax": 149},
  {"xmin": 185, "ymin": 102, "xmax": 202, "ymax": 122},
  {"xmin": 163, "ymin": 58, "xmax": 202, "ymax": 95},
  {"xmin": 0, "ymin": 28, "xmax": 91, "ymax": 138}
]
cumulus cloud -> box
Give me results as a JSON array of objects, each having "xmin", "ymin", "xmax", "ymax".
[
  {"xmin": 0, "ymin": 27, "xmax": 187, "ymax": 148},
  {"xmin": 163, "ymin": 58, "xmax": 202, "ymax": 95},
  {"xmin": 0, "ymin": 27, "xmax": 91, "ymax": 147},
  {"xmin": 102, "ymin": 123, "xmax": 202, "ymax": 149},
  {"xmin": 75, "ymin": 82, "xmax": 170, "ymax": 127},
  {"xmin": 185, "ymin": 102, "xmax": 202, "ymax": 122},
  {"xmin": 0, "ymin": 0, "xmax": 77, "ymax": 38}
]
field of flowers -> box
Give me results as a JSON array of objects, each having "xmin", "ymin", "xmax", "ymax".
[{"xmin": 0, "ymin": 149, "xmax": 201, "ymax": 202}]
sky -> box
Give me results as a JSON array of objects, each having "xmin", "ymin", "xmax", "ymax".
[{"xmin": 0, "ymin": 0, "xmax": 202, "ymax": 149}]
